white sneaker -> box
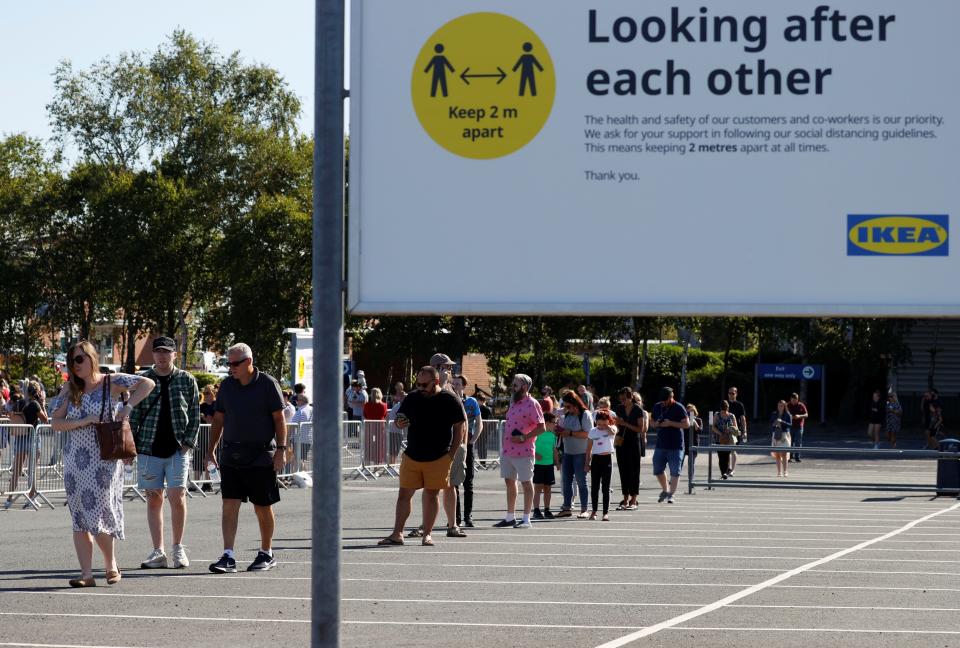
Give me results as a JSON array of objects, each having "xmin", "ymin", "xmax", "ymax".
[
  {"xmin": 172, "ymin": 544, "xmax": 190, "ymax": 568},
  {"xmin": 141, "ymin": 548, "xmax": 168, "ymax": 569}
]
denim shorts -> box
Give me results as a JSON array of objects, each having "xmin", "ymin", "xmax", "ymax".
[
  {"xmin": 652, "ymin": 448, "xmax": 682, "ymax": 477},
  {"xmin": 138, "ymin": 450, "xmax": 191, "ymax": 490}
]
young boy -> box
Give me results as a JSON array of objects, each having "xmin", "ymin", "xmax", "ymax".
[{"xmin": 532, "ymin": 412, "xmax": 559, "ymax": 519}]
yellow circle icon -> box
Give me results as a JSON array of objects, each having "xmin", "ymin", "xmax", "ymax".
[{"xmin": 411, "ymin": 13, "xmax": 555, "ymax": 159}]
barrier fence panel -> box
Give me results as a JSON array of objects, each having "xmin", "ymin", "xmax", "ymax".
[
  {"xmin": 688, "ymin": 442, "xmax": 960, "ymax": 494},
  {"xmin": 342, "ymin": 420, "xmax": 369, "ymax": 479},
  {"xmin": 32, "ymin": 424, "xmax": 65, "ymax": 508},
  {"xmin": 384, "ymin": 419, "xmax": 402, "ymax": 477},
  {"xmin": 362, "ymin": 420, "xmax": 391, "ymax": 478},
  {"xmin": 476, "ymin": 420, "xmax": 502, "ymax": 469},
  {"xmin": 0, "ymin": 424, "xmax": 44, "ymax": 510},
  {"xmin": 186, "ymin": 424, "xmax": 219, "ymax": 497},
  {"xmin": 296, "ymin": 422, "xmax": 314, "ymax": 475},
  {"xmin": 277, "ymin": 423, "xmax": 303, "ymax": 488}
]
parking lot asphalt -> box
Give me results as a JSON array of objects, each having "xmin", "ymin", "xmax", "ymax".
[{"xmin": 2, "ymin": 451, "xmax": 959, "ymax": 648}]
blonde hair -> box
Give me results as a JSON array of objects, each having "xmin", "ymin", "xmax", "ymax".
[
  {"xmin": 597, "ymin": 396, "xmax": 611, "ymax": 410},
  {"xmin": 371, "ymin": 387, "xmax": 383, "ymax": 402},
  {"xmin": 67, "ymin": 340, "xmax": 100, "ymax": 406}
]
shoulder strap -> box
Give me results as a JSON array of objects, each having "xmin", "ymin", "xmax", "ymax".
[{"xmin": 99, "ymin": 375, "xmax": 112, "ymax": 423}]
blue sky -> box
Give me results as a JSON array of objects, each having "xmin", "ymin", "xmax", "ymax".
[{"xmin": 1, "ymin": 0, "xmax": 323, "ymax": 145}]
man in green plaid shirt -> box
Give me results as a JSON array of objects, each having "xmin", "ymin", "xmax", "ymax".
[{"xmin": 129, "ymin": 336, "xmax": 201, "ymax": 570}]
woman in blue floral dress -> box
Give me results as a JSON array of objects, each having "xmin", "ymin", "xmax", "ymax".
[{"xmin": 50, "ymin": 341, "xmax": 155, "ymax": 587}]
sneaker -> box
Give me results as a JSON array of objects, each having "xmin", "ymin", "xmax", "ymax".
[
  {"xmin": 3, "ymin": 499, "xmax": 13, "ymax": 510},
  {"xmin": 532, "ymin": 508, "xmax": 544, "ymax": 520},
  {"xmin": 493, "ymin": 519, "xmax": 516, "ymax": 528},
  {"xmin": 544, "ymin": 509, "xmax": 554, "ymax": 519},
  {"xmin": 247, "ymin": 551, "xmax": 277, "ymax": 572},
  {"xmin": 462, "ymin": 518, "xmax": 475, "ymax": 528},
  {"xmin": 513, "ymin": 520, "xmax": 531, "ymax": 529},
  {"xmin": 446, "ymin": 526, "xmax": 467, "ymax": 538},
  {"xmin": 208, "ymin": 553, "xmax": 237, "ymax": 574},
  {"xmin": 172, "ymin": 544, "xmax": 189, "ymax": 569},
  {"xmin": 657, "ymin": 491, "xmax": 668, "ymax": 503},
  {"xmin": 721, "ymin": 473, "xmax": 729, "ymax": 480},
  {"xmin": 667, "ymin": 494, "xmax": 675, "ymax": 504},
  {"xmin": 795, "ymin": 457, "xmax": 802, "ymax": 463},
  {"xmin": 140, "ymin": 549, "xmax": 168, "ymax": 569}
]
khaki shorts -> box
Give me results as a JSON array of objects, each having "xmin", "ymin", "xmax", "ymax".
[
  {"xmin": 399, "ymin": 454, "xmax": 453, "ymax": 490},
  {"xmin": 500, "ymin": 455, "xmax": 535, "ymax": 482},
  {"xmin": 448, "ymin": 444, "xmax": 467, "ymax": 487}
]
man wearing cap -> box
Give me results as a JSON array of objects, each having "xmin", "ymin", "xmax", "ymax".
[
  {"xmin": 130, "ymin": 336, "xmax": 201, "ymax": 569},
  {"xmin": 649, "ymin": 387, "xmax": 689, "ymax": 504}
]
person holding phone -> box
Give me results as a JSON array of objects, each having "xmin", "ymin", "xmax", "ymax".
[{"xmin": 379, "ymin": 366, "xmax": 465, "ymax": 547}]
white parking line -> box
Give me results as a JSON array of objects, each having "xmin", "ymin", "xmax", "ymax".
[
  {"xmin": 344, "ymin": 561, "xmax": 960, "ymax": 577},
  {"xmin": 343, "ymin": 577, "xmax": 960, "ymax": 593},
  {"xmin": 0, "ymin": 643, "xmax": 141, "ymax": 648},
  {"xmin": 0, "ymin": 612, "xmax": 307, "ymax": 623},
  {"xmin": 4, "ymin": 591, "xmax": 310, "ymax": 601},
  {"xmin": 593, "ymin": 500, "xmax": 960, "ymax": 647},
  {"xmin": 344, "ymin": 561, "xmax": 784, "ymax": 572},
  {"xmin": 343, "ymin": 598, "xmax": 960, "ymax": 613},
  {"xmin": 343, "ymin": 620, "xmax": 643, "ymax": 630},
  {"xmin": 668, "ymin": 626, "xmax": 960, "ymax": 635}
]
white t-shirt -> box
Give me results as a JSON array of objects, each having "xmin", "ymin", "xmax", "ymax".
[{"xmin": 588, "ymin": 426, "xmax": 617, "ymax": 456}]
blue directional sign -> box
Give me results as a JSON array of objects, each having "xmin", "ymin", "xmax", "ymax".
[{"xmin": 758, "ymin": 363, "xmax": 823, "ymax": 380}]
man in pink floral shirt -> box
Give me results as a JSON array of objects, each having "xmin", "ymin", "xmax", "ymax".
[{"xmin": 494, "ymin": 374, "xmax": 545, "ymax": 529}]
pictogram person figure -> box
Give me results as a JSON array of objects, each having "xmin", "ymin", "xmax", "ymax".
[
  {"xmin": 425, "ymin": 44, "xmax": 455, "ymax": 97},
  {"xmin": 512, "ymin": 42, "xmax": 544, "ymax": 96}
]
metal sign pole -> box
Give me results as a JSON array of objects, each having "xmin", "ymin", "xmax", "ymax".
[{"xmin": 313, "ymin": 0, "xmax": 345, "ymax": 645}]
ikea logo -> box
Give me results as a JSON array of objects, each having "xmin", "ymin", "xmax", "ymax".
[{"xmin": 847, "ymin": 215, "xmax": 949, "ymax": 256}]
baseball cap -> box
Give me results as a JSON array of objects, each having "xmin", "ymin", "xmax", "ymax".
[
  {"xmin": 429, "ymin": 353, "xmax": 455, "ymax": 367},
  {"xmin": 152, "ymin": 336, "xmax": 176, "ymax": 352}
]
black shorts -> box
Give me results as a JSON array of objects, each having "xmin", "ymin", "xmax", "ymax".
[
  {"xmin": 533, "ymin": 464, "xmax": 556, "ymax": 485},
  {"xmin": 220, "ymin": 465, "xmax": 281, "ymax": 506}
]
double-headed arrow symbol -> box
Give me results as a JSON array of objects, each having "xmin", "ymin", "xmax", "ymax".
[{"xmin": 460, "ymin": 66, "xmax": 506, "ymax": 85}]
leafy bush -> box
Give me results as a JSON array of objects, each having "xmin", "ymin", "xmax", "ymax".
[{"xmin": 190, "ymin": 372, "xmax": 221, "ymax": 389}]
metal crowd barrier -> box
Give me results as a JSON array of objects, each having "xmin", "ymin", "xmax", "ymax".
[
  {"xmin": 1, "ymin": 423, "xmax": 47, "ymax": 510},
  {"xmin": 186, "ymin": 423, "xmax": 219, "ymax": 496},
  {"xmin": 688, "ymin": 441, "xmax": 960, "ymax": 494},
  {"xmin": 475, "ymin": 420, "xmax": 503, "ymax": 469}
]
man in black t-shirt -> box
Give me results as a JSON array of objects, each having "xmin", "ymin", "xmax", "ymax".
[
  {"xmin": 379, "ymin": 366, "xmax": 466, "ymax": 547},
  {"xmin": 724, "ymin": 386, "xmax": 748, "ymax": 475},
  {"xmin": 205, "ymin": 343, "xmax": 288, "ymax": 574}
]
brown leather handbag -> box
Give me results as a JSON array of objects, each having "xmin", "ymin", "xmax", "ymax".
[{"xmin": 95, "ymin": 375, "xmax": 137, "ymax": 461}]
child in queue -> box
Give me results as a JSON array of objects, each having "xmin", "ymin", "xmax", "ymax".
[
  {"xmin": 532, "ymin": 412, "xmax": 559, "ymax": 519},
  {"xmin": 585, "ymin": 410, "xmax": 617, "ymax": 521}
]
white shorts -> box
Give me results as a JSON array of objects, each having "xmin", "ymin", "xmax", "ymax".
[{"xmin": 500, "ymin": 455, "xmax": 535, "ymax": 482}]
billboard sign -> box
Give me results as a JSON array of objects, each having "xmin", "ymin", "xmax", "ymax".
[{"xmin": 349, "ymin": 0, "xmax": 958, "ymax": 316}]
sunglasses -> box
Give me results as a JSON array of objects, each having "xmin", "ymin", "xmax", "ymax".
[
  {"xmin": 226, "ymin": 358, "xmax": 249, "ymax": 367},
  {"xmin": 70, "ymin": 355, "xmax": 87, "ymax": 365}
]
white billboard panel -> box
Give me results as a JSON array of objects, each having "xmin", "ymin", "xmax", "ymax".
[{"xmin": 348, "ymin": 0, "xmax": 958, "ymax": 316}]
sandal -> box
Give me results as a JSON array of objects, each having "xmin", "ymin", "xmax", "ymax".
[
  {"xmin": 406, "ymin": 527, "xmax": 423, "ymax": 538},
  {"xmin": 105, "ymin": 570, "xmax": 121, "ymax": 585},
  {"xmin": 615, "ymin": 501, "xmax": 628, "ymax": 511},
  {"xmin": 377, "ymin": 536, "xmax": 404, "ymax": 546},
  {"xmin": 69, "ymin": 577, "xmax": 96, "ymax": 588},
  {"xmin": 421, "ymin": 536, "xmax": 435, "ymax": 547}
]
